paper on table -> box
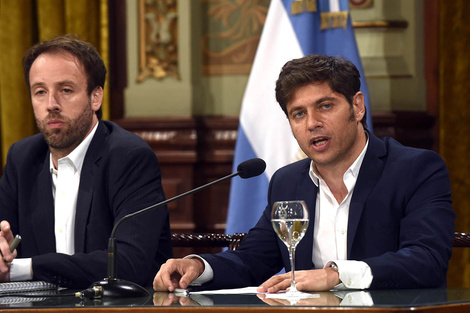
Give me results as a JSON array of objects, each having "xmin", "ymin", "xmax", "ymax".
[
  {"xmin": 186, "ymin": 287, "xmax": 319, "ymax": 299},
  {"xmin": 264, "ymin": 291, "xmax": 319, "ymax": 300},
  {"xmin": 188, "ymin": 286, "xmax": 260, "ymax": 295}
]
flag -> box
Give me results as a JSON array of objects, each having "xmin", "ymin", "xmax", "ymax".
[{"xmin": 226, "ymin": 0, "xmax": 373, "ymax": 235}]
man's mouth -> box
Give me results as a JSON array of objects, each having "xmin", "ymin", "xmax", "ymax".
[
  {"xmin": 47, "ymin": 119, "xmax": 64, "ymax": 128},
  {"xmin": 312, "ymin": 138, "xmax": 328, "ymax": 146}
]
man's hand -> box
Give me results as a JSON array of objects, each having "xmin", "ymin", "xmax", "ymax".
[
  {"xmin": 0, "ymin": 220, "xmax": 16, "ymax": 282},
  {"xmin": 152, "ymin": 292, "xmax": 200, "ymax": 306},
  {"xmin": 153, "ymin": 258, "xmax": 205, "ymax": 292},
  {"xmin": 257, "ymin": 268, "xmax": 340, "ymax": 293}
]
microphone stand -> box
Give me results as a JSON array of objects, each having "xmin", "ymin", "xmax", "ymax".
[{"xmin": 89, "ymin": 172, "xmax": 240, "ymax": 298}]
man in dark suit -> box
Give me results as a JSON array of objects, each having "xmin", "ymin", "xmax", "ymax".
[
  {"xmin": 153, "ymin": 55, "xmax": 454, "ymax": 292},
  {"xmin": 0, "ymin": 35, "xmax": 172, "ymax": 288}
]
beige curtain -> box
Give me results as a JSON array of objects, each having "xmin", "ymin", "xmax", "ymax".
[
  {"xmin": 440, "ymin": 0, "xmax": 470, "ymax": 288},
  {"xmin": 0, "ymin": 0, "xmax": 109, "ymax": 167}
]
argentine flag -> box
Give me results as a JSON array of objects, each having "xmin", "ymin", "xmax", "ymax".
[{"xmin": 226, "ymin": 0, "xmax": 373, "ymax": 235}]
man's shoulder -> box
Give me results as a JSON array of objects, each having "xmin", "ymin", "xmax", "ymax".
[
  {"xmin": 10, "ymin": 133, "xmax": 48, "ymax": 155},
  {"xmin": 373, "ymin": 134, "xmax": 442, "ymax": 162},
  {"xmin": 87, "ymin": 120, "xmax": 158, "ymax": 167},
  {"xmin": 274, "ymin": 158, "xmax": 311, "ymax": 177},
  {"xmin": 97, "ymin": 120, "xmax": 151, "ymax": 150},
  {"xmin": 367, "ymin": 133, "xmax": 448, "ymax": 180},
  {"xmin": 5, "ymin": 133, "xmax": 48, "ymax": 170}
]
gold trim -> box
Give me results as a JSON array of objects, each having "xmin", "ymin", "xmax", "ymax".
[
  {"xmin": 291, "ymin": 0, "xmax": 317, "ymax": 15},
  {"xmin": 321, "ymin": 12, "xmax": 349, "ymax": 30},
  {"xmin": 352, "ymin": 20, "xmax": 408, "ymax": 29}
]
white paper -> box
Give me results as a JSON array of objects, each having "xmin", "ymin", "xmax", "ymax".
[
  {"xmin": 188, "ymin": 286, "xmax": 261, "ymax": 295},
  {"xmin": 187, "ymin": 286, "xmax": 319, "ymax": 300},
  {"xmin": 264, "ymin": 292, "xmax": 319, "ymax": 300}
]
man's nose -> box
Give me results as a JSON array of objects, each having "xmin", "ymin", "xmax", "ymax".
[
  {"xmin": 307, "ymin": 113, "xmax": 322, "ymax": 130},
  {"xmin": 47, "ymin": 92, "xmax": 60, "ymax": 112}
]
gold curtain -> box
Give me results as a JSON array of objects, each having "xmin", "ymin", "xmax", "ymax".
[
  {"xmin": 440, "ymin": 0, "xmax": 470, "ymax": 288},
  {"xmin": 0, "ymin": 0, "xmax": 109, "ymax": 167}
]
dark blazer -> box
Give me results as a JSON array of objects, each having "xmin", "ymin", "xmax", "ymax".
[
  {"xmin": 202, "ymin": 132, "xmax": 455, "ymax": 290},
  {"xmin": 0, "ymin": 120, "xmax": 173, "ymax": 288}
]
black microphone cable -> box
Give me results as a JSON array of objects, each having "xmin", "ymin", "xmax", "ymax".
[{"xmin": 0, "ymin": 283, "xmax": 105, "ymax": 300}]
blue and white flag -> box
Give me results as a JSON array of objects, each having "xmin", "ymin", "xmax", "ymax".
[{"xmin": 226, "ymin": 0, "xmax": 372, "ymax": 235}]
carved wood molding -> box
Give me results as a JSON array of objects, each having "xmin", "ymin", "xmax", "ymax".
[
  {"xmin": 353, "ymin": 20, "xmax": 408, "ymax": 29},
  {"xmin": 372, "ymin": 111, "xmax": 435, "ymax": 150},
  {"xmin": 196, "ymin": 116, "xmax": 238, "ymax": 163},
  {"xmin": 114, "ymin": 117, "xmax": 197, "ymax": 163},
  {"xmin": 115, "ymin": 111, "xmax": 436, "ymax": 163}
]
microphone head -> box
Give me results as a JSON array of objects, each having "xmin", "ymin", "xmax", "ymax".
[{"xmin": 237, "ymin": 158, "xmax": 266, "ymax": 179}]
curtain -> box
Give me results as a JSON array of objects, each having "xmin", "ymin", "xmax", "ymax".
[
  {"xmin": 439, "ymin": 0, "xmax": 470, "ymax": 288},
  {"xmin": 0, "ymin": 0, "xmax": 109, "ymax": 167}
]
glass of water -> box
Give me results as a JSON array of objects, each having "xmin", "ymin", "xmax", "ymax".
[{"xmin": 271, "ymin": 200, "xmax": 309, "ymax": 295}]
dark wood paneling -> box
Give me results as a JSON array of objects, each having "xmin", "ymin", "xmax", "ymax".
[
  {"xmin": 424, "ymin": 0, "xmax": 440, "ymax": 152},
  {"xmin": 372, "ymin": 111, "xmax": 435, "ymax": 150},
  {"xmin": 108, "ymin": 0, "xmax": 127, "ymax": 120},
  {"xmin": 193, "ymin": 117, "xmax": 238, "ymax": 235}
]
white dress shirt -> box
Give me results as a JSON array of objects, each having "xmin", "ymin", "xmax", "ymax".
[
  {"xmin": 310, "ymin": 136, "xmax": 373, "ymax": 289},
  {"xmin": 9, "ymin": 122, "xmax": 98, "ymax": 281}
]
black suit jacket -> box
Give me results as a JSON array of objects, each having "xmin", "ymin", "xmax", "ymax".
[
  {"xmin": 202, "ymin": 132, "xmax": 454, "ymax": 290},
  {"xmin": 0, "ymin": 120, "xmax": 172, "ymax": 288}
]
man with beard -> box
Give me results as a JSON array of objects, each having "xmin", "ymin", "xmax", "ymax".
[
  {"xmin": 0, "ymin": 35, "xmax": 172, "ymax": 288},
  {"xmin": 153, "ymin": 55, "xmax": 454, "ymax": 293}
]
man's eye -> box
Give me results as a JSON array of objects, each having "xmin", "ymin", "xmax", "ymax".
[
  {"xmin": 321, "ymin": 104, "xmax": 332, "ymax": 109},
  {"xmin": 293, "ymin": 111, "xmax": 305, "ymax": 118},
  {"xmin": 63, "ymin": 88, "xmax": 72, "ymax": 93},
  {"xmin": 35, "ymin": 90, "xmax": 46, "ymax": 96}
]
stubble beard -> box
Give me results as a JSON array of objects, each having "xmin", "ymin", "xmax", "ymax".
[{"xmin": 36, "ymin": 100, "xmax": 95, "ymax": 151}]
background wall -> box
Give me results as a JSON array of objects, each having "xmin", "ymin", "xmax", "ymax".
[
  {"xmin": 123, "ymin": 0, "xmax": 426, "ymax": 118},
  {"xmin": 352, "ymin": 0, "xmax": 426, "ymax": 112}
]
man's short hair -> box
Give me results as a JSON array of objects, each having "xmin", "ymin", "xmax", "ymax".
[{"xmin": 275, "ymin": 54, "xmax": 367, "ymax": 128}]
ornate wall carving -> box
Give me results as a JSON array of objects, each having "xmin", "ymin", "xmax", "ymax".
[{"xmin": 137, "ymin": 0, "xmax": 179, "ymax": 82}]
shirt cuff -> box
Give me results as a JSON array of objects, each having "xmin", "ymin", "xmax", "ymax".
[
  {"xmin": 183, "ymin": 254, "xmax": 214, "ymax": 286},
  {"xmin": 325, "ymin": 260, "xmax": 373, "ymax": 290},
  {"xmin": 10, "ymin": 258, "xmax": 33, "ymax": 281},
  {"xmin": 335, "ymin": 290, "xmax": 374, "ymax": 306}
]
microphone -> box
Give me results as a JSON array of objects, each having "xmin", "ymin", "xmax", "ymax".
[{"xmin": 86, "ymin": 158, "xmax": 266, "ymax": 298}]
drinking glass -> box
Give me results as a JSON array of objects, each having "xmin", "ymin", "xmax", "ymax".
[{"xmin": 271, "ymin": 200, "xmax": 309, "ymax": 295}]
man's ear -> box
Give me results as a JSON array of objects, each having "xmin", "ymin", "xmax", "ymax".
[
  {"xmin": 91, "ymin": 86, "xmax": 103, "ymax": 112},
  {"xmin": 352, "ymin": 91, "xmax": 365, "ymax": 122}
]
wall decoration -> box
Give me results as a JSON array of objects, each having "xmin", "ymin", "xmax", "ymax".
[
  {"xmin": 202, "ymin": 0, "xmax": 270, "ymax": 75},
  {"xmin": 137, "ymin": 0, "xmax": 179, "ymax": 82}
]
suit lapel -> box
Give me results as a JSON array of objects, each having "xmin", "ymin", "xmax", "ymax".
[
  {"xmin": 33, "ymin": 152, "xmax": 56, "ymax": 254},
  {"xmin": 347, "ymin": 133, "xmax": 386, "ymax": 258},
  {"xmin": 74, "ymin": 121, "xmax": 106, "ymax": 252},
  {"xmin": 294, "ymin": 160, "xmax": 317, "ymax": 270}
]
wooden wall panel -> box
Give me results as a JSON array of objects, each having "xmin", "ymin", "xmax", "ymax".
[{"xmin": 193, "ymin": 117, "xmax": 238, "ymax": 234}]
